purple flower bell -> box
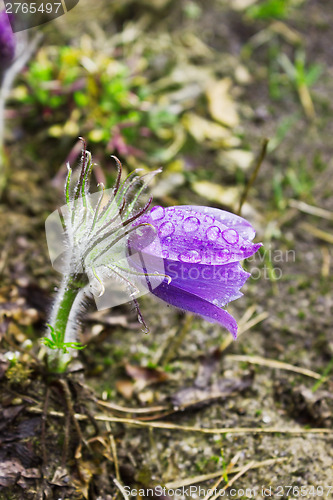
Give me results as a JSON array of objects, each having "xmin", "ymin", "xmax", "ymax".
[
  {"xmin": 132, "ymin": 205, "xmax": 262, "ymax": 338},
  {"xmin": 0, "ymin": 11, "xmax": 16, "ymax": 71}
]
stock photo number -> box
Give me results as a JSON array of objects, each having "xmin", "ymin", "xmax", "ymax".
[{"xmin": 5, "ymin": 0, "xmax": 80, "ymax": 31}]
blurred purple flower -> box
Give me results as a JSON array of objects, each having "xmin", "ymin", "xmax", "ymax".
[
  {"xmin": 0, "ymin": 11, "xmax": 16, "ymax": 70},
  {"xmin": 132, "ymin": 205, "xmax": 262, "ymax": 338}
]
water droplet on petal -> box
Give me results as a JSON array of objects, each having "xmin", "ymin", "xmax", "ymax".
[
  {"xmin": 216, "ymin": 248, "xmax": 231, "ymax": 263},
  {"xmin": 162, "ymin": 236, "xmax": 172, "ymax": 246},
  {"xmin": 213, "ymin": 299, "xmax": 219, "ymax": 306},
  {"xmin": 173, "ymin": 210, "xmax": 184, "ymax": 221},
  {"xmin": 150, "ymin": 206, "xmax": 165, "ymax": 221},
  {"xmin": 162, "ymin": 250, "xmax": 169, "ymax": 258},
  {"xmin": 204, "ymin": 214, "xmax": 214, "ymax": 224},
  {"xmin": 222, "ymin": 228, "xmax": 239, "ymax": 245},
  {"xmin": 178, "ymin": 250, "xmax": 202, "ymax": 263},
  {"xmin": 183, "ymin": 216, "xmax": 200, "ymax": 233},
  {"xmin": 159, "ymin": 221, "xmax": 175, "ymax": 238},
  {"xmin": 206, "ymin": 225, "xmax": 221, "ymax": 241}
]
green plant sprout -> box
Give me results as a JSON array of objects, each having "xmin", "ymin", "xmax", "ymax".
[
  {"xmin": 247, "ymin": 0, "xmax": 292, "ymax": 20},
  {"xmin": 15, "ymin": 44, "xmax": 177, "ymax": 161},
  {"xmin": 277, "ymin": 50, "xmax": 322, "ymax": 119},
  {"xmin": 41, "ymin": 324, "xmax": 87, "ymax": 353}
]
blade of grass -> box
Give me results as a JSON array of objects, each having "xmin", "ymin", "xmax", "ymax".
[
  {"xmin": 238, "ymin": 138, "xmax": 269, "ymax": 215},
  {"xmin": 220, "ymin": 311, "xmax": 269, "ymax": 353},
  {"xmin": 209, "ymin": 461, "xmax": 255, "ymax": 500},
  {"xmin": 227, "ymin": 354, "xmax": 322, "ymax": 380},
  {"xmin": 300, "ymin": 222, "xmax": 333, "ymax": 244},
  {"xmin": 312, "ymin": 357, "xmax": 333, "ymax": 392},
  {"xmin": 289, "ymin": 200, "xmax": 333, "ymax": 221},
  {"xmin": 165, "ymin": 456, "xmax": 288, "ymax": 489}
]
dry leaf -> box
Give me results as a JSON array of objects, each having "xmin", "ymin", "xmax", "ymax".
[
  {"xmin": 116, "ymin": 380, "xmax": 135, "ymax": 400},
  {"xmin": 172, "ymin": 373, "xmax": 253, "ymax": 409},
  {"xmin": 0, "ymin": 459, "xmax": 40, "ymax": 488},
  {"xmin": 125, "ymin": 363, "xmax": 168, "ymax": 384},
  {"xmin": 235, "ymin": 64, "xmax": 253, "ymax": 84},
  {"xmin": 232, "ymin": 0, "xmax": 257, "ymax": 10},
  {"xmin": 182, "ymin": 113, "xmax": 240, "ymax": 148},
  {"xmin": 219, "ymin": 149, "xmax": 254, "ymax": 170},
  {"xmin": 192, "ymin": 181, "xmax": 240, "ymax": 209},
  {"xmin": 206, "ymin": 78, "xmax": 239, "ymax": 128}
]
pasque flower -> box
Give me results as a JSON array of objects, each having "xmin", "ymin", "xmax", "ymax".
[
  {"xmin": 130, "ymin": 205, "xmax": 261, "ymax": 338},
  {"xmin": 44, "ymin": 145, "xmax": 261, "ymax": 370},
  {"xmin": 0, "ymin": 11, "xmax": 15, "ymax": 71}
]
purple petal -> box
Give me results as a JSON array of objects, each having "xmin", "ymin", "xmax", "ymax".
[
  {"xmin": 135, "ymin": 205, "xmax": 261, "ymax": 266},
  {"xmin": 182, "ymin": 205, "xmax": 257, "ymax": 241},
  {"xmin": 130, "ymin": 204, "xmax": 262, "ymax": 337},
  {"xmin": 151, "ymin": 280, "xmax": 238, "ymax": 337},
  {"xmin": 163, "ymin": 260, "xmax": 250, "ymax": 307},
  {"xmin": 0, "ymin": 11, "xmax": 15, "ymax": 69}
]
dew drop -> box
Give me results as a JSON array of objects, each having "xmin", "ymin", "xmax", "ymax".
[
  {"xmin": 204, "ymin": 214, "xmax": 214, "ymax": 224},
  {"xmin": 158, "ymin": 221, "xmax": 175, "ymax": 238},
  {"xmin": 213, "ymin": 299, "xmax": 219, "ymax": 306},
  {"xmin": 173, "ymin": 210, "xmax": 184, "ymax": 221},
  {"xmin": 216, "ymin": 248, "xmax": 231, "ymax": 263},
  {"xmin": 178, "ymin": 250, "xmax": 202, "ymax": 263},
  {"xmin": 206, "ymin": 225, "xmax": 221, "ymax": 241},
  {"xmin": 222, "ymin": 228, "xmax": 239, "ymax": 245},
  {"xmin": 162, "ymin": 236, "xmax": 172, "ymax": 246},
  {"xmin": 162, "ymin": 250, "xmax": 169, "ymax": 258},
  {"xmin": 183, "ymin": 216, "xmax": 200, "ymax": 233},
  {"xmin": 150, "ymin": 205, "xmax": 165, "ymax": 221}
]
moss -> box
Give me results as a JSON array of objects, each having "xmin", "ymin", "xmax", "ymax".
[{"xmin": 5, "ymin": 363, "xmax": 32, "ymax": 386}]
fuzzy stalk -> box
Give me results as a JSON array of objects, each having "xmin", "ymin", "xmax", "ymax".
[{"xmin": 46, "ymin": 273, "xmax": 88, "ymax": 373}]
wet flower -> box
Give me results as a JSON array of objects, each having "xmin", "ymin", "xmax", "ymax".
[
  {"xmin": 131, "ymin": 205, "xmax": 262, "ymax": 338},
  {"xmin": 0, "ymin": 11, "xmax": 15, "ymax": 71},
  {"xmin": 44, "ymin": 146, "xmax": 261, "ymax": 370}
]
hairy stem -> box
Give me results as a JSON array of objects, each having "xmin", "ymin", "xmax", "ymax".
[{"xmin": 47, "ymin": 273, "xmax": 87, "ymax": 372}]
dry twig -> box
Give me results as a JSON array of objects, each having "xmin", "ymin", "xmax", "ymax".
[
  {"xmin": 226, "ymin": 354, "xmax": 323, "ymax": 380},
  {"xmin": 27, "ymin": 407, "xmax": 333, "ymax": 435},
  {"xmin": 165, "ymin": 457, "xmax": 288, "ymax": 489}
]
